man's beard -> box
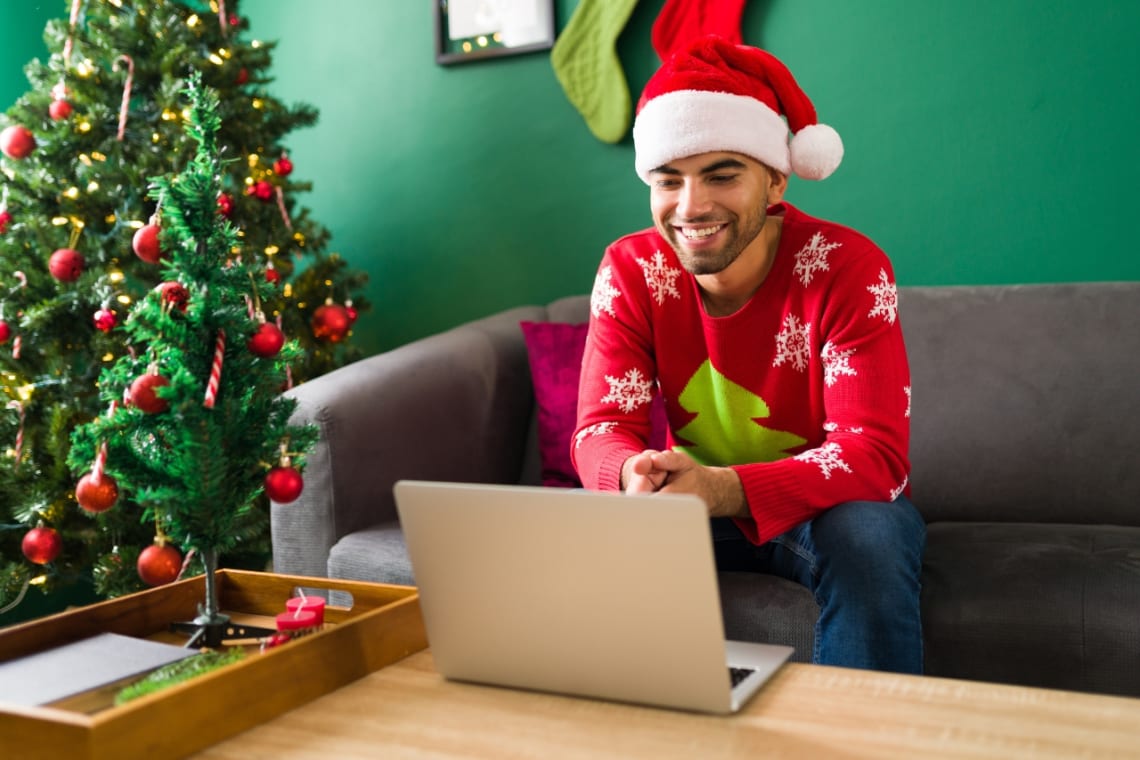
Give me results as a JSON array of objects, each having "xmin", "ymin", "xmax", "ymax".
[{"xmin": 660, "ymin": 205, "xmax": 768, "ymax": 276}]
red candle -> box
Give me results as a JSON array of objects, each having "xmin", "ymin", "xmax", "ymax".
[
  {"xmin": 275, "ymin": 609, "xmax": 318, "ymax": 636},
  {"xmin": 285, "ymin": 596, "xmax": 326, "ymax": 626}
]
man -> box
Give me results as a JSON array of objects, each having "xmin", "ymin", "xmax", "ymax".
[{"xmin": 571, "ymin": 36, "xmax": 925, "ymax": 673}]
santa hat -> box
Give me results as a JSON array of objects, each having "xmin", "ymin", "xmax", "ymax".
[{"xmin": 632, "ymin": 35, "xmax": 843, "ymax": 183}]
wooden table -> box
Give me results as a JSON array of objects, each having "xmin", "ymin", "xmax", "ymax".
[{"xmin": 195, "ymin": 650, "xmax": 1140, "ymax": 759}]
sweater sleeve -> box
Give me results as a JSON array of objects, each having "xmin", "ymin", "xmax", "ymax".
[
  {"xmin": 732, "ymin": 253, "xmax": 912, "ymax": 544},
  {"xmin": 571, "ymin": 246, "xmax": 660, "ymax": 491}
]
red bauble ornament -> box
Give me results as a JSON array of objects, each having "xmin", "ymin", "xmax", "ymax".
[
  {"xmin": 247, "ymin": 180, "xmax": 273, "ymax": 202},
  {"xmin": 217, "ymin": 192, "xmax": 235, "ymax": 218},
  {"xmin": 0, "ymin": 321, "xmax": 10, "ymax": 344},
  {"xmin": 22, "ymin": 525, "xmax": 62, "ymax": 565},
  {"xmin": 156, "ymin": 281, "xmax": 189, "ymax": 312},
  {"xmin": 311, "ymin": 303, "xmax": 351, "ymax": 343},
  {"xmin": 248, "ymin": 321, "xmax": 285, "ymax": 358},
  {"xmin": 235, "ymin": 67, "xmax": 249, "ymax": 85},
  {"xmin": 76, "ymin": 471, "xmax": 119, "ymax": 513},
  {"xmin": 137, "ymin": 542, "xmax": 182, "ymax": 587},
  {"xmin": 265, "ymin": 265, "xmax": 281, "ymax": 285},
  {"xmin": 273, "ymin": 156, "xmax": 293, "ymax": 177},
  {"xmin": 49, "ymin": 248, "xmax": 85, "ymax": 282},
  {"xmin": 93, "ymin": 308, "xmax": 117, "ymax": 332},
  {"xmin": 132, "ymin": 223, "xmax": 163, "ymax": 263},
  {"xmin": 0, "ymin": 210, "xmax": 11, "ymax": 234},
  {"xmin": 0, "ymin": 125, "xmax": 35, "ymax": 159},
  {"xmin": 49, "ymin": 99, "xmax": 73, "ymax": 121},
  {"xmin": 345, "ymin": 305, "xmax": 359, "ymax": 324},
  {"xmin": 129, "ymin": 373, "xmax": 171, "ymax": 414},
  {"xmin": 265, "ymin": 466, "xmax": 304, "ymax": 504}
]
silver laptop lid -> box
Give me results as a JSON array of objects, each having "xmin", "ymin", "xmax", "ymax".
[{"xmin": 394, "ymin": 480, "xmax": 741, "ymax": 713}]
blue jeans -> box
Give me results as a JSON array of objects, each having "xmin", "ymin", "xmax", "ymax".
[{"xmin": 711, "ymin": 497, "xmax": 925, "ymax": 674}]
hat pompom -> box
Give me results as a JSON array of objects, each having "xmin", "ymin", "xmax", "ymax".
[{"xmin": 789, "ymin": 123, "xmax": 843, "ymax": 181}]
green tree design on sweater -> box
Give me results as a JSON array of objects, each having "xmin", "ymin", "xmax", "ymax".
[{"xmin": 674, "ymin": 360, "xmax": 806, "ymax": 465}]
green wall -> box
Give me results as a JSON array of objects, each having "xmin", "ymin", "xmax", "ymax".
[
  {"xmin": 5, "ymin": 1, "xmax": 1139, "ymax": 355},
  {"xmin": 0, "ymin": 5, "xmax": 55, "ymax": 108}
]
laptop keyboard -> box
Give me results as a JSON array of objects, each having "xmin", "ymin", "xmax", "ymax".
[{"xmin": 728, "ymin": 666, "xmax": 756, "ymax": 688}]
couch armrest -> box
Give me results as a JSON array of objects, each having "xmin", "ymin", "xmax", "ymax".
[{"xmin": 271, "ymin": 305, "xmax": 547, "ymax": 579}]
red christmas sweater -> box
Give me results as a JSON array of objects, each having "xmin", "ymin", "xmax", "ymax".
[{"xmin": 571, "ymin": 203, "xmax": 911, "ymax": 544}]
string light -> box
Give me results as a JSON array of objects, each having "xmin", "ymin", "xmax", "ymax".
[
  {"xmin": 264, "ymin": 245, "xmax": 279, "ymax": 255},
  {"xmin": 64, "ymin": 187, "xmax": 80, "ymax": 199},
  {"xmin": 78, "ymin": 120, "xmax": 92, "ymax": 133},
  {"xmin": 187, "ymin": 14, "xmax": 200, "ymax": 28}
]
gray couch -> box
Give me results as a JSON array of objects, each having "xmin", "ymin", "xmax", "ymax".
[{"xmin": 271, "ymin": 282, "xmax": 1140, "ymax": 697}]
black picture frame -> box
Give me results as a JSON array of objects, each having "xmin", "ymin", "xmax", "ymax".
[{"xmin": 434, "ymin": 0, "xmax": 556, "ymax": 65}]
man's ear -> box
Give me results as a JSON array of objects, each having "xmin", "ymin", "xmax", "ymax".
[{"xmin": 767, "ymin": 169, "xmax": 789, "ymax": 204}]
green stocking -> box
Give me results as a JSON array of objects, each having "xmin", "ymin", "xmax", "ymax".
[{"xmin": 551, "ymin": 0, "xmax": 640, "ymax": 144}]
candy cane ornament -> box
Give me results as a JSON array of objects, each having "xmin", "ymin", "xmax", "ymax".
[
  {"xmin": 204, "ymin": 329, "xmax": 226, "ymax": 408},
  {"xmin": 6, "ymin": 400, "xmax": 24, "ymax": 470},
  {"xmin": 114, "ymin": 55, "xmax": 135, "ymax": 141},
  {"xmin": 63, "ymin": 0, "xmax": 82, "ymax": 68}
]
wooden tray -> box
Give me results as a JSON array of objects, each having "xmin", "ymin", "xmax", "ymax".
[{"xmin": 0, "ymin": 569, "xmax": 426, "ymax": 759}]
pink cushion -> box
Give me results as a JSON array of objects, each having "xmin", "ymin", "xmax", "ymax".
[{"xmin": 520, "ymin": 321, "xmax": 667, "ymax": 488}]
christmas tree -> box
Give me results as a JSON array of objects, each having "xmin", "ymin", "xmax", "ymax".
[
  {"xmin": 0, "ymin": 0, "xmax": 365, "ymax": 617},
  {"xmin": 66, "ymin": 71, "xmax": 317, "ymax": 645}
]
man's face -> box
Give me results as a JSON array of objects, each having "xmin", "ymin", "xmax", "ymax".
[{"xmin": 648, "ymin": 152, "xmax": 782, "ymax": 276}]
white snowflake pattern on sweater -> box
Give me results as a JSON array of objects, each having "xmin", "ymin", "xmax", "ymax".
[
  {"xmin": 793, "ymin": 232, "xmax": 842, "ymax": 286},
  {"xmin": 591, "ymin": 265, "xmax": 621, "ymax": 318},
  {"xmin": 772, "ymin": 314, "xmax": 812, "ymax": 372},
  {"xmin": 636, "ymin": 251, "xmax": 682, "ymax": 305},
  {"xmin": 600, "ymin": 368, "xmax": 654, "ymax": 413},
  {"xmin": 904, "ymin": 385, "xmax": 912, "ymax": 418},
  {"xmin": 890, "ymin": 474, "xmax": 909, "ymax": 502},
  {"xmin": 867, "ymin": 269, "xmax": 899, "ymax": 324},
  {"xmin": 824, "ymin": 421, "xmax": 864, "ymax": 435},
  {"xmin": 821, "ymin": 341, "xmax": 857, "ymax": 386},
  {"xmin": 575, "ymin": 421, "xmax": 617, "ymax": 448},
  {"xmin": 795, "ymin": 442, "xmax": 853, "ymax": 479}
]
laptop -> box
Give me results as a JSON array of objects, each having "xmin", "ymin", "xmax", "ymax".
[{"xmin": 393, "ymin": 480, "xmax": 794, "ymax": 714}]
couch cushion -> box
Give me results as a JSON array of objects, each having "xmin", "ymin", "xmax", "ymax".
[
  {"xmin": 922, "ymin": 521, "xmax": 1140, "ymax": 697},
  {"xmin": 328, "ymin": 522, "xmax": 415, "ymax": 587},
  {"xmin": 901, "ymin": 283, "xmax": 1140, "ymax": 526},
  {"xmin": 520, "ymin": 321, "xmax": 592, "ymax": 488},
  {"xmin": 520, "ymin": 319, "xmax": 667, "ymax": 488}
]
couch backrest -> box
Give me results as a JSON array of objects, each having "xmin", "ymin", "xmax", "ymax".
[
  {"xmin": 518, "ymin": 284, "xmax": 1140, "ymax": 527},
  {"xmin": 902, "ymin": 282, "xmax": 1140, "ymax": 526}
]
